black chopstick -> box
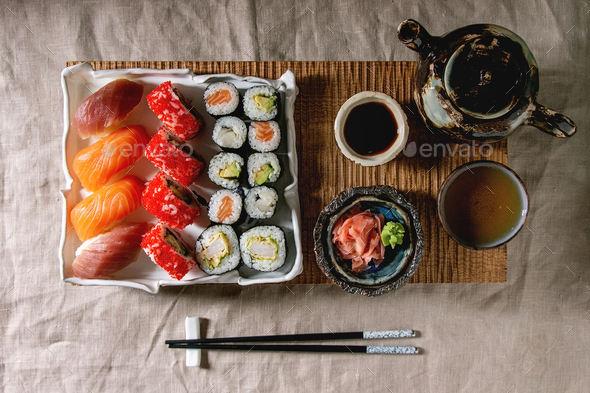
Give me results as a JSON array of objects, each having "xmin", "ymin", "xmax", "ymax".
[
  {"xmin": 165, "ymin": 329, "xmax": 414, "ymax": 345},
  {"xmin": 168, "ymin": 343, "xmax": 419, "ymax": 354}
]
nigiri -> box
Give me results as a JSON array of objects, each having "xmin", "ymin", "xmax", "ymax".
[
  {"xmin": 71, "ymin": 222, "xmax": 151, "ymax": 279},
  {"xmin": 146, "ymin": 81, "xmax": 204, "ymax": 141},
  {"xmin": 70, "ymin": 175, "xmax": 145, "ymax": 241},
  {"xmin": 72, "ymin": 125, "xmax": 150, "ymax": 192},
  {"xmin": 72, "ymin": 78, "xmax": 143, "ymax": 139}
]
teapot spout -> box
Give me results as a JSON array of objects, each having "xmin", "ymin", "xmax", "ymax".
[{"xmin": 397, "ymin": 19, "xmax": 438, "ymax": 57}]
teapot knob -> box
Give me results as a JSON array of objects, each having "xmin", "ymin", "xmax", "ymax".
[{"xmin": 525, "ymin": 103, "xmax": 577, "ymax": 138}]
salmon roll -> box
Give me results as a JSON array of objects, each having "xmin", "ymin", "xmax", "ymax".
[
  {"xmin": 208, "ymin": 152, "xmax": 244, "ymax": 189},
  {"xmin": 142, "ymin": 172, "xmax": 200, "ymax": 229},
  {"xmin": 240, "ymin": 225, "xmax": 286, "ymax": 272},
  {"xmin": 195, "ymin": 225, "xmax": 240, "ymax": 275},
  {"xmin": 243, "ymin": 86, "xmax": 279, "ymax": 121},
  {"xmin": 208, "ymin": 189, "xmax": 242, "ymax": 225},
  {"xmin": 248, "ymin": 121, "xmax": 281, "ymax": 152},
  {"xmin": 70, "ymin": 175, "xmax": 145, "ymax": 241},
  {"xmin": 73, "ymin": 125, "xmax": 150, "ymax": 192},
  {"xmin": 247, "ymin": 153, "xmax": 281, "ymax": 187},
  {"xmin": 204, "ymin": 82, "xmax": 240, "ymax": 117},
  {"xmin": 244, "ymin": 186, "xmax": 278, "ymax": 219},
  {"xmin": 145, "ymin": 127, "xmax": 206, "ymax": 187},
  {"xmin": 212, "ymin": 116, "xmax": 247, "ymax": 149},
  {"xmin": 147, "ymin": 81, "xmax": 205, "ymax": 141},
  {"xmin": 141, "ymin": 222, "xmax": 197, "ymax": 280}
]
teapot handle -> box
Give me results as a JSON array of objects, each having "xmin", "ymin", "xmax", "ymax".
[{"xmin": 525, "ymin": 102, "xmax": 577, "ymax": 138}]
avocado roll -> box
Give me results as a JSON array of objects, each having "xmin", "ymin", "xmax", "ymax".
[
  {"xmin": 240, "ymin": 225, "xmax": 286, "ymax": 272},
  {"xmin": 247, "ymin": 152, "xmax": 281, "ymax": 187},
  {"xmin": 243, "ymin": 86, "xmax": 278, "ymax": 121},
  {"xmin": 195, "ymin": 225, "xmax": 240, "ymax": 275},
  {"xmin": 208, "ymin": 152, "xmax": 244, "ymax": 189}
]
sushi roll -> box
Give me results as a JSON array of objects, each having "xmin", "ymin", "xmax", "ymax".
[
  {"xmin": 248, "ymin": 121, "xmax": 281, "ymax": 152},
  {"xmin": 212, "ymin": 116, "xmax": 247, "ymax": 149},
  {"xmin": 208, "ymin": 189, "xmax": 243, "ymax": 225},
  {"xmin": 240, "ymin": 225, "xmax": 286, "ymax": 272},
  {"xmin": 204, "ymin": 82, "xmax": 240, "ymax": 117},
  {"xmin": 208, "ymin": 152, "xmax": 244, "ymax": 189},
  {"xmin": 244, "ymin": 186, "xmax": 278, "ymax": 219},
  {"xmin": 141, "ymin": 172, "xmax": 201, "ymax": 229},
  {"xmin": 145, "ymin": 127, "xmax": 206, "ymax": 187},
  {"xmin": 243, "ymin": 85, "xmax": 278, "ymax": 121},
  {"xmin": 247, "ymin": 152, "xmax": 281, "ymax": 187},
  {"xmin": 195, "ymin": 225, "xmax": 240, "ymax": 275},
  {"xmin": 147, "ymin": 81, "xmax": 205, "ymax": 141},
  {"xmin": 141, "ymin": 222, "xmax": 197, "ymax": 280}
]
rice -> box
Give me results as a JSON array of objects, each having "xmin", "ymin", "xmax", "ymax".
[
  {"xmin": 240, "ymin": 225, "xmax": 286, "ymax": 271},
  {"xmin": 203, "ymin": 82, "xmax": 240, "ymax": 116},
  {"xmin": 195, "ymin": 225, "xmax": 240, "ymax": 275},
  {"xmin": 212, "ymin": 116, "xmax": 247, "ymax": 149},
  {"xmin": 244, "ymin": 186, "xmax": 278, "ymax": 219},
  {"xmin": 243, "ymin": 85, "xmax": 278, "ymax": 121},
  {"xmin": 247, "ymin": 152, "xmax": 281, "ymax": 187},
  {"xmin": 248, "ymin": 121, "xmax": 281, "ymax": 152},
  {"xmin": 208, "ymin": 152, "xmax": 244, "ymax": 189},
  {"xmin": 208, "ymin": 189, "xmax": 243, "ymax": 225}
]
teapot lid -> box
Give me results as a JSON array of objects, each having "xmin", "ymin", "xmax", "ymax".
[{"xmin": 443, "ymin": 34, "xmax": 531, "ymax": 119}]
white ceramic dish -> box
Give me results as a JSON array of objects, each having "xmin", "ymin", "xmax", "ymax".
[
  {"xmin": 60, "ymin": 62, "xmax": 302, "ymax": 293},
  {"xmin": 334, "ymin": 91, "xmax": 409, "ymax": 166}
]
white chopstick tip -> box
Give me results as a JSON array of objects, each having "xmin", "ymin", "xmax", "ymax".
[
  {"xmin": 363, "ymin": 330, "xmax": 415, "ymax": 339},
  {"xmin": 366, "ymin": 346, "xmax": 419, "ymax": 354},
  {"xmin": 185, "ymin": 317, "xmax": 201, "ymax": 367}
]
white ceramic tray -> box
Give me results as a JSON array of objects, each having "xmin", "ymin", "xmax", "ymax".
[{"xmin": 60, "ymin": 62, "xmax": 302, "ymax": 293}]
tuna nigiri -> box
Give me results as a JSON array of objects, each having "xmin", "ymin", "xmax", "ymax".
[
  {"xmin": 70, "ymin": 176, "xmax": 145, "ymax": 241},
  {"xmin": 72, "ymin": 78, "xmax": 143, "ymax": 139},
  {"xmin": 71, "ymin": 222, "xmax": 151, "ymax": 279},
  {"xmin": 72, "ymin": 125, "xmax": 150, "ymax": 191}
]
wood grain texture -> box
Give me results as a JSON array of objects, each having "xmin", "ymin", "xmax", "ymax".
[{"xmin": 66, "ymin": 61, "xmax": 507, "ymax": 284}]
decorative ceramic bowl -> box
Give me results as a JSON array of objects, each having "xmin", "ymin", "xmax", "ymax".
[{"xmin": 313, "ymin": 185, "xmax": 424, "ymax": 296}]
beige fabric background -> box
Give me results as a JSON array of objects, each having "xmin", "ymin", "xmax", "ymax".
[{"xmin": 1, "ymin": 0, "xmax": 589, "ymax": 392}]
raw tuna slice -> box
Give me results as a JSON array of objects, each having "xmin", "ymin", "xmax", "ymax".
[{"xmin": 71, "ymin": 222, "xmax": 151, "ymax": 279}]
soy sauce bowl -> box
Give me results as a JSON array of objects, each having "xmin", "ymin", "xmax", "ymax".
[
  {"xmin": 313, "ymin": 185, "xmax": 424, "ymax": 296},
  {"xmin": 334, "ymin": 91, "xmax": 409, "ymax": 166}
]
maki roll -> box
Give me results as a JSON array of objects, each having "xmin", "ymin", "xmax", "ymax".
[
  {"xmin": 142, "ymin": 172, "xmax": 200, "ymax": 229},
  {"xmin": 247, "ymin": 152, "xmax": 281, "ymax": 187},
  {"xmin": 212, "ymin": 116, "xmax": 247, "ymax": 149},
  {"xmin": 147, "ymin": 81, "xmax": 205, "ymax": 141},
  {"xmin": 203, "ymin": 82, "xmax": 240, "ymax": 117},
  {"xmin": 240, "ymin": 225, "xmax": 286, "ymax": 272},
  {"xmin": 208, "ymin": 152, "xmax": 244, "ymax": 189},
  {"xmin": 243, "ymin": 86, "xmax": 278, "ymax": 121},
  {"xmin": 248, "ymin": 121, "xmax": 281, "ymax": 152},
  {"xmin": 141, "ymin": 222, "xmax": 197, "ymax": 280},
  {"xmin": 145, "ymin": 127, "xmax": 206, "ymax": 187},
  {"xmin": 244, "ymin": 186, "xmax": 278, "ymax": 219},
  {"xmin": 195, "ymin": 225, "xmax": 240, "ymax": 275},
  {"xmin": 208, "ymin": 189, "xmax": 242, "ymax": 225}
]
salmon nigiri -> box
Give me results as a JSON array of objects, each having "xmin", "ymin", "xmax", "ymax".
[
  {"xmin": 72, "ymin": 78, "xmax": 143, "ymax": 139},
  {"xmin": 70, "ymin": 175, "xmax": 145, "ymax": 241},
  {"xmin": 73, "ymin": 125, "xmax": 149, "ymax": 192}
]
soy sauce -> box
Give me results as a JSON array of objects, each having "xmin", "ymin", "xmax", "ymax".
[{"xmin": 344, "ymin": 102, "xmax": 398, "ymax": 156}]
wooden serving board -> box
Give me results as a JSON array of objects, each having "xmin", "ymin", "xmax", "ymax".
[{"xmin": 66, "ymin": 61, "xmax": 507, "ymax": 284}]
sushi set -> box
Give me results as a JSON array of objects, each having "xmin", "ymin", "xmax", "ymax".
[{"xmin": 60, "ymin": 62, "xmax": 302, "ymax": 293}]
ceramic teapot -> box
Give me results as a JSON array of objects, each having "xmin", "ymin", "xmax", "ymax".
[{"xmin": 397, "ymin": 19, "xmax": 576, "ymax": 143}]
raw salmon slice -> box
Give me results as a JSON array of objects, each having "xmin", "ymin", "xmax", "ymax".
[
  {"xmin": 206, "ymin": 89, "xmax": 232, "ymax": 106},
  {"xmin": 217, "ymin": 196, "xmax": 234, "ymax": 222},
  {"xmin": 71, "ymin": 222, "xmax": 151, "ymax": 279},
  {"xmin": 73, "ymin": 125, "xmax": 149, "ymax": 192},
  {"xmin": 254, "ymin": 122, "xmax": 275, "ymax": 142},
  {"xmin": 72, "ymin": 79, "xmax": 143, "ymax": 139},
  {"xmin": 70, "ymin": 175, "xmax": 145, "ymax": 241}
]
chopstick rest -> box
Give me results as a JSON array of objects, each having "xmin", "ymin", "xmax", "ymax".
[{"xmin": 185, "ymin": 317, "xmax": 201, "ymax": 367}]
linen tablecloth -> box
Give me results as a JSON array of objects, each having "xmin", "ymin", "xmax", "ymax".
[{"xmin": 1, "ymin": 0, "xmax": 588, "ymax": 391}]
